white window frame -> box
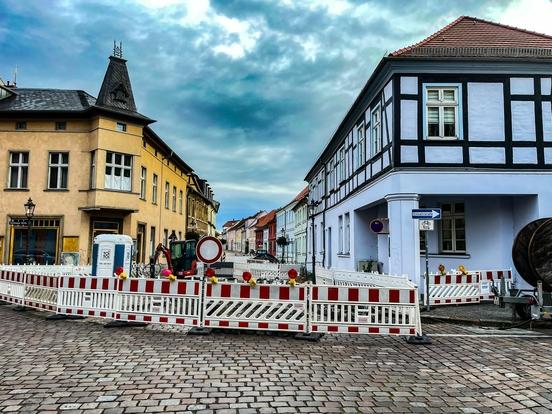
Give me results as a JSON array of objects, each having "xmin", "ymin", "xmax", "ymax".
[
  {"xmin": 105, "ymin": 151, "xmax": 132, "ymax": 191},
  {"xmin": 179, "ymin": 190, "xmax": 183, "ymax": 214},
  {"xmin": 139, "ymin": 167, "xmax": 147, "ymax": 199},
  {"xmin": 172, "ymin": 186, "xmax": 177, "ymax": 212},
  {"xmin": 425, "ymin": 85, "xmax": 460, "ymax": 140},
  {"xmin": 8, "ymin": 151, "xmax": 29, "ymax": 189},
  {"xmin": 344, "ymin": 213, "xmax": 350, "ymax": 254},
  {"xmin": 152, "ymin": 173, "xmax": 158, "ymax": 204},
  {"xmin": 164, "ymin": 181, "xmax": 170, "ymax": 209},
  {"xmin": 338, "ymin": 147, "xmax": 345, "ymax": 183},
  {"xmin": 440, "ymin": 202, "xmax": 466, "ymax": 253},
  {"xmin": 48, "ymin": 152, "xmax": 69, "ymax": 189},
  {"xmin": 90, "ymin": 151, "xmax": 96, "ymax": 189},
  {"xmin": 338, "ymin": 215, "xmax": 343, "ymax": 254},
  {"xmin": 370, "ymin": 106, "xmax": 381, "ymax": 157},
  {"xmin": 357, "ymin": 122, "xmax": 365, "ymax": 167}
]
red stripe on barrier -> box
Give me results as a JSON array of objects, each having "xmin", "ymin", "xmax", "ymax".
[
  {"xmin": 410, "ymin": 328, "xmax": 415, "ymax": 335},
  {"xmin": 240, "ymin": 285, "xmax": 250, "ymax": 299},
  {"xmin": 88, "ymin": 310, "xmax": 94, "ymax": 316},
  {"xmin": 204, "ymin": 320, "xmax": 210, "ymax": 326},
  {"xmin": 177, "ymin": 282, "xmax": 187, "ymax": 295},
  {"xmin": 389, "ymin": 290, "xmax": 400, "ymax": 303},
  {"xmin": 445, "ymin": 275, "xmax": 451, "ymax": 284},
  {"xmin": 328, "ymin": 326, "xmax": 338, "ymax": 332},
  {"xmin": 312, "ymin": 325, "xmax": 318, "ymax": 332},
  {"xmin": 456, "ymin": 275, "xmax": 462, "ymax": 284},
  {"xmin": 279, "ymin": 287, "xmax": 289, "ymax": 301},
  {"xmin": 221, "ymin": 284, "xmax": 231, "ymax": 298},
  {"xmin": 176, "ymin": 318, "xmax": 185, "ymax": 324},
  {"xmin": 299, "ymin": 287, "xmax": 305, "ymax": 301},
  {"xmin": 258, "ymin": 322, "xmax": 268, "ymax": 329},
  {"xmin": 100, "ymin": 311, "xmax": 107, "ymax": 317},
  {"xmin": 239, "ymin": 322, "xmax": 249, "ymax": 328},
  {"xmin": 130, "ymin": 279, "xmax": 138, "ymax": 293},
  {"xmin": 259, "ymin": 285, "xmax": 270, "ymax": 300},
  {"xmin": 128, "ymin": 314, "xmax": 136, "ymax": 321},
  {"xmin": 278, "ymin": 323, "xmax": 289, "ymax": 331},
  {"xmin": 369, "ymin": 327, "xmax": 379, "ymax": 333},
  {"xmin": 219, "ymin": 321, "xmax": 229, "ymax": 327},
  {"xmin": 348, "ymin": 288, "xmax": 359, "ymax": 302},
  {"xmin": 79, "ymin": 278, "xmax": 86, "ymax": 289},
  {"xmin": 102, "ymin": 278, "xmax": 110, "ymax": 290},
  {"xmin": 161, "ymin": 281, "xmax": 170, "ymax": 294},
  {"xmin": 389, "ymin": 328, "xmax": 400, "ymax": 334},
  {"xmin": 144, "ymin": 315, "xmax": 152, "ymax": 322},
  {"xmin": 445, "ymin": 299, "xmax": 451, "ymax": 303},
  {"xmin": 90, "ymin": 278, "xmax": 97, "ymax": 290},
  {"xmin": 145, "ymin": 280, "xmax": 154, "ymax": 294},
  {"xmin": 68, "ymin": 277, "xmax": 75, "ymax": 289},
  {"xmin": 194, "ymin": 282, "xmax": 200, "ymax": 295},
  {"xmin": 498, "ymin": 271, "xmax": 503, "ymax": 279},
  {"xmin": 467, "ymin": 275, "xmax": 472, "ymax": 284},
  {"xmin": 328, "ymin": 287, "xmax": 338, "ymax": 301},
  {"xmin": 368, "ymin": 289, "xmax": 379, "ymax": 303},
  {"xmin": 486, "ymin": 271, "xmax": 493, "ymax": 280},
  {"xmin": 348, "ymin": 326, "xmax": 359, "ymax": 333},
  {"xmin": 312, "ymin": 287, "xmax": 318, "ymax": 301},
  {"xmin": 409, "ymin": 290, "xmax": 415, "ymax": 304},
  {"xmin": 434, "ymin": 276, "xmax": 441, "ymax": 285},
  {"xmin": 159, "ymin": 316, "xmax": 168, "ymax": 323},
  {"xmin": 77, "ymin": 309, "xmax": 83, "ymax": 315}
]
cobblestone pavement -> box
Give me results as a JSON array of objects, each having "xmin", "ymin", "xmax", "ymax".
[{"xmin": 1, "ymin": 306, "xmax": 552, "ymax": 414}]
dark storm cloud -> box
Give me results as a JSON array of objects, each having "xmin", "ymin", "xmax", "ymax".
[{"xmin": 0, "ymin": 0, "xmax": 520, "ymax": 226}]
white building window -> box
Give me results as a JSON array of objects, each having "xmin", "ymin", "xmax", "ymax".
[
  {"xmin": 140, "ymin": 167, "xmax": 147, "ymax": 199},
  {"xmin": 338, "ymin": 147, "xmax": 345, "ymax": 183},
  {"xmin": 172, "ymin": 186, "xmax": 177, "ymax": 212},
  {"xmin": 105, "ymin": 151, "xmax": 132, "ymax": 191},
  {"xmin": 48, "ymin": 152, "xmax": 69, "ymax": 189},
  {"xmin": 328, "ymin": 160, "xmax": 335, "ymax": 190},
  {"xmin": 425, "ymin": 86, "xmax": 459, "ymax": 139},
  {"xmin": 344, "ymin": 213, "xmax": 350, "ymax": 254},
  {"xmin": 90, "ymin": 151, "xmax": 96, "ymax": 189},
  {"xmin": 8, "ymin": 151, "xmax": 29, "ymax": 189},
  {"xmin": 441, "ymin": 202, "xmax": 466, "ymax": 253},
  {"xmin": 357, "ymin": 123, "xmax": 365, "ymax": 167},
  {"xmin": 152, "ymin": 173, "xmax": 158, "ymax": 204},
  {"xmin": 370, "ymin": 106, "xmax": 381, "ymax": 157},
  {"xmin": 338, "ymin": 215, "xmax": 343, "ymax": 253},
  {"xmin": 164, "ymin": 181, "xmax": 170, "ymax": 209},
  {"xmin": 179, "ymin": 190, "xmax": 183, "ymax": 214}
]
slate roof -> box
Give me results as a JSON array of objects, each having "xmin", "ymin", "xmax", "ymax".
[
  {"xmin": 391, "ymin": 16, "xmax": 552, "ymax": 58},
  {"xmin": 96, "ymin": 56, "xmax": 137, "ymax": 112},
  {"xmin": 0, "ymin": 88, "xmax": 96, "ymax": 112}
]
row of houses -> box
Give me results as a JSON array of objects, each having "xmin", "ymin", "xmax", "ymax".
[
  {"xmin": 303, "ymin": 16, "xmax": 552, "ymax": 287},
  {"xmin": 221, "ymin": 187, "xmax": 309, "ymax": 263},
  {"xmin": 0, "ymin": 48, "xmax": 219, "ymax": 265}
]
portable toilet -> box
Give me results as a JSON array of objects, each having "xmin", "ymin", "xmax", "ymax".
[{"xmin": 91, "ymin": 234, "xmax": 133, "ymax": 277}]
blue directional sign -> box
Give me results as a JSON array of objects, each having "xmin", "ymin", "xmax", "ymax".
[{"xmin": 412, "ymin": 208, "xmax": 441, "ymax": 220}]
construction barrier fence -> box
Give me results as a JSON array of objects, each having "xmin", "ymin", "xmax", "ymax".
[{"xmin": 0, "ymin": 268, "xmax": 423, "ymax": 337}]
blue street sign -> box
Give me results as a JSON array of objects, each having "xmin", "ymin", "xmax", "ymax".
[{"xmin": 412, "ymin": 208, "xmax": 441, "ymax": 220}]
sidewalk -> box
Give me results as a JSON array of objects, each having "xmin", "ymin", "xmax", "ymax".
[{"xmin": 421, "ymin": 303, "xmax": 516, "ymax": 327}]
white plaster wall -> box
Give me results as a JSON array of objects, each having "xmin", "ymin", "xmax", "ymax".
[
  {"xmin": 469, "ymin": 147, "xmax": 505, "ymax": 164},
  {"xmin": 542, "ymin": 102, "xmax": 552, "ymax": 141},
  {"xmin": 400, "ymin": 76, "xmax": 417, "ymax": 94},
  {"xmin": 400, "ymin": 100, "xmax": 417, "ymax": 140},
  {"xmin": 513, "ymin": 147, "xmax": 537, "ymax": 164},
  {"xmin": 401, "ymin": 146, "xmax": 418, "ymax": 163},
  {"xmin": 425, "ymin": 146, "xmax": 463, "ymax": 163},
  {"xmin": 467, "ymin": 83, "xmax": 504, "ymax": 141},
  {"xmin": 512, "ymin": 101, "xmax": 536, "ymax": 141},
  {"xmin": 510, "ymin": 78, "xmax": 534, "ymax": 95}
]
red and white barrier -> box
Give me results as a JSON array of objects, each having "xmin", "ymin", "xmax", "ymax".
[
  {"xmin": 475, "ymin": 269, "xmax": 513, "ymax": 301},
  {"xmin": 428, "ymin": 273, "xmax": 480, "ymax": 305},
  {"xmin": 24, "ymin": 274, "xmax": 59, "ymax": 312},
  {"xmin": 0, "ymin": 270, "xmax": 26, "ymax": 305},
  {"xmin": 57, "ymin": 276, "xmax": 120, "ymax": 318},
  {"xmin": 117, "ymin": 278, "xmax": 202, "ymax": 326},
  {"xmin": 203, "ymin": 282, "xmax": 307, "ymax": 332},
  {"xmin": 309, "ymin": 285, "xmax": 421, "ymax": 336}
]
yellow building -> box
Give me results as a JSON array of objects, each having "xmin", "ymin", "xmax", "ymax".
[
  {"xmin": 186, "ymin": 173, "xmax": 219, "ymax": 237},
  {"xmin": 0, "ymin": 51, "xmax": 217, "ymax": 264}
]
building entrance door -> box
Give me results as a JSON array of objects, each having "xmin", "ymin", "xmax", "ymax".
[{"xmin": 136, "ymin": 223, "xmax": 146, "ymax": 263}]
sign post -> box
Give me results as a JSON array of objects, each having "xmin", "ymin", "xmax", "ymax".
[{"xmin": 412, "ymin": 209, "xmax": 441, "ymax": 311}]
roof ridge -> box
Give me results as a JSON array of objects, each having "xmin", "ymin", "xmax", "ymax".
[
  {"xmin": 466, "ymin": 15, "xmax": 552, "ymax": 41},
  {"xmin": 390, "ymin": 16, "xmax": 466, "ymax": 57}
]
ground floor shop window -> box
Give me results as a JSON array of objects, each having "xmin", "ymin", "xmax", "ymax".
[
  {"xmin": 441, "ymin": 202, "xmax": 466, "ymax": 253},
  {"xmin": 10, "ymin": 218, "xmax": 60, "ymax": 264}
]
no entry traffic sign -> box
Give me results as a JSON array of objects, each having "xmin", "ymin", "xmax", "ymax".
[{"xmin": 196, "ymin": 236, "xmax": 223, "ymax": 264}]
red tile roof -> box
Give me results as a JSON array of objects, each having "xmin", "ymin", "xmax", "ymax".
[
  {"xmin": 222, "ymin": 220, "xmax": 238, "ymax": 229},
  {"xmin": 255, "ymin": 210, "xmax": 276, "ymax": 229},
  {"xmin": 293, "ymin": 186, "xmax": 309, "ymax": 202},
  {"xmin": 391, "ymin": 16, "xmax": 552, "ymax": 58}
]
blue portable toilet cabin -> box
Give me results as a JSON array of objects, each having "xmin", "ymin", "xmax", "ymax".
[{"xmin": 91, "ymin": 234, "xmax": 133, "ymax": 277}]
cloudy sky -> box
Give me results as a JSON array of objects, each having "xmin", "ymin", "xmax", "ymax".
[{"xmin": 1, "ymin": 0, "xmax": 551, "ymax": 227}]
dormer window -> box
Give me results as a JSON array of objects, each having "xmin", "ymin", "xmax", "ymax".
[
  {"xmin": 425, "ymin": 85, "xmax": 462, "ymax": 139},
  {"xmin": 111, "ymin": 83, "xmax": 129, "ymax": 104},
  {"xmin": 116, "ymin": 122, "xmax": 127, "ymax": 132}
]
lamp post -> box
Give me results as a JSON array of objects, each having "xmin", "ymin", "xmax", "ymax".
[
  {"xmin": 168, "ymin": 230, "xmax": 178, "ymax": 244},
  {"xmin": 24, "ymin": 198, "xmax": 35, "ymax": 265},
  {"xmin": 308, "ymin": 199, "xmax": 317, "ymax": 283},
  {"xmin": 279, "ymin": 227, "xmax": 286, "ymax": 264}
]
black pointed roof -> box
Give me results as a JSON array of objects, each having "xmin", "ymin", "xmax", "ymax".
[{"xmin": 96, "ymin": 56, "xmax": 137, "ymax": 112}]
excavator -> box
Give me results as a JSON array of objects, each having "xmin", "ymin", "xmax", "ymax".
[{"xmin": 153, "ymin": 239, "xmax": 198, "ymax": 278}]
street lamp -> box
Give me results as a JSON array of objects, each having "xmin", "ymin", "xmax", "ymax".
[
  {"xmin": 24, "ymin": 198, "xmax": 35, "ymax": 265},
  {"xmin": 307, "ymin": 199, "xmax": 317, "ymax": 283},
  {"xmin": 279, "ymin": 227, "xmax": 286, "ymax": 264},
  {"xmin": 168, "ymin": 230, "xmax": 178, "ymax": 244}
]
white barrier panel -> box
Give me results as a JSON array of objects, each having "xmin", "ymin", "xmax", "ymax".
[
  {"xmin": 0, "ymin": 265, "xmax": 92, "ymax": 276},
  {"xmin": 117, "ymin": 278, "xmax": 202, "ymax": 326},
  {"xmin": 24, "ymin": 274, "xmax": 59, "ymax": 312},
  {"xmin": 0, "ymin": 270, "xmax": 25, "ymax": 305},
  {"xmin": 428, "ymin": 273, "xmax": 480, "ymax": 305},
  {"xmin": 57, "ymin": 276, "xmax": 119, "ymax": 318},
  {"xmin": 310, "ymin": 285, "xmax": 421, "ymax": 336},
  {"xmin": 314, "ymin": 267, "xmax": 411, "ymax": 289},
  {"xmin": 203, "ymin": 282, "xmax": 307, "ymax": 332},
  {"xmin": 232, "ymin": 263, "xmax": 301, "ymax": 282}
]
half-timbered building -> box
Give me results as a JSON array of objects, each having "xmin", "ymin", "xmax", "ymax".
[{"xmin": 305, "ymin": 16, "xmax": 552, "ymax": 286}]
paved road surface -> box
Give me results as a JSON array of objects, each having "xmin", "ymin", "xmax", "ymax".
[{"xmin": 0, "ymin": 305, "xmax": 551, "ymax": 413}]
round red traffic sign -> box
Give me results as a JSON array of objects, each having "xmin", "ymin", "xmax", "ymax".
[{"xmin": 196, "ymin": 236, "xmax": 223, "ymax": 264}]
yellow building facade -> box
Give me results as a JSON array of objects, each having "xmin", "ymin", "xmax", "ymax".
[
  {"xmin": 0, "ymin": 53, "xmax": 216, "ymax": 264},
  {"xmin": 186, "ymin": 173, "xmax": 219, "ymax": 237}
]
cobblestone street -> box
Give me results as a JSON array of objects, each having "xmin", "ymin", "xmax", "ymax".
[{"xmin": 1, "ymin": 305, "xmax": 551, "ymax": 414}]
